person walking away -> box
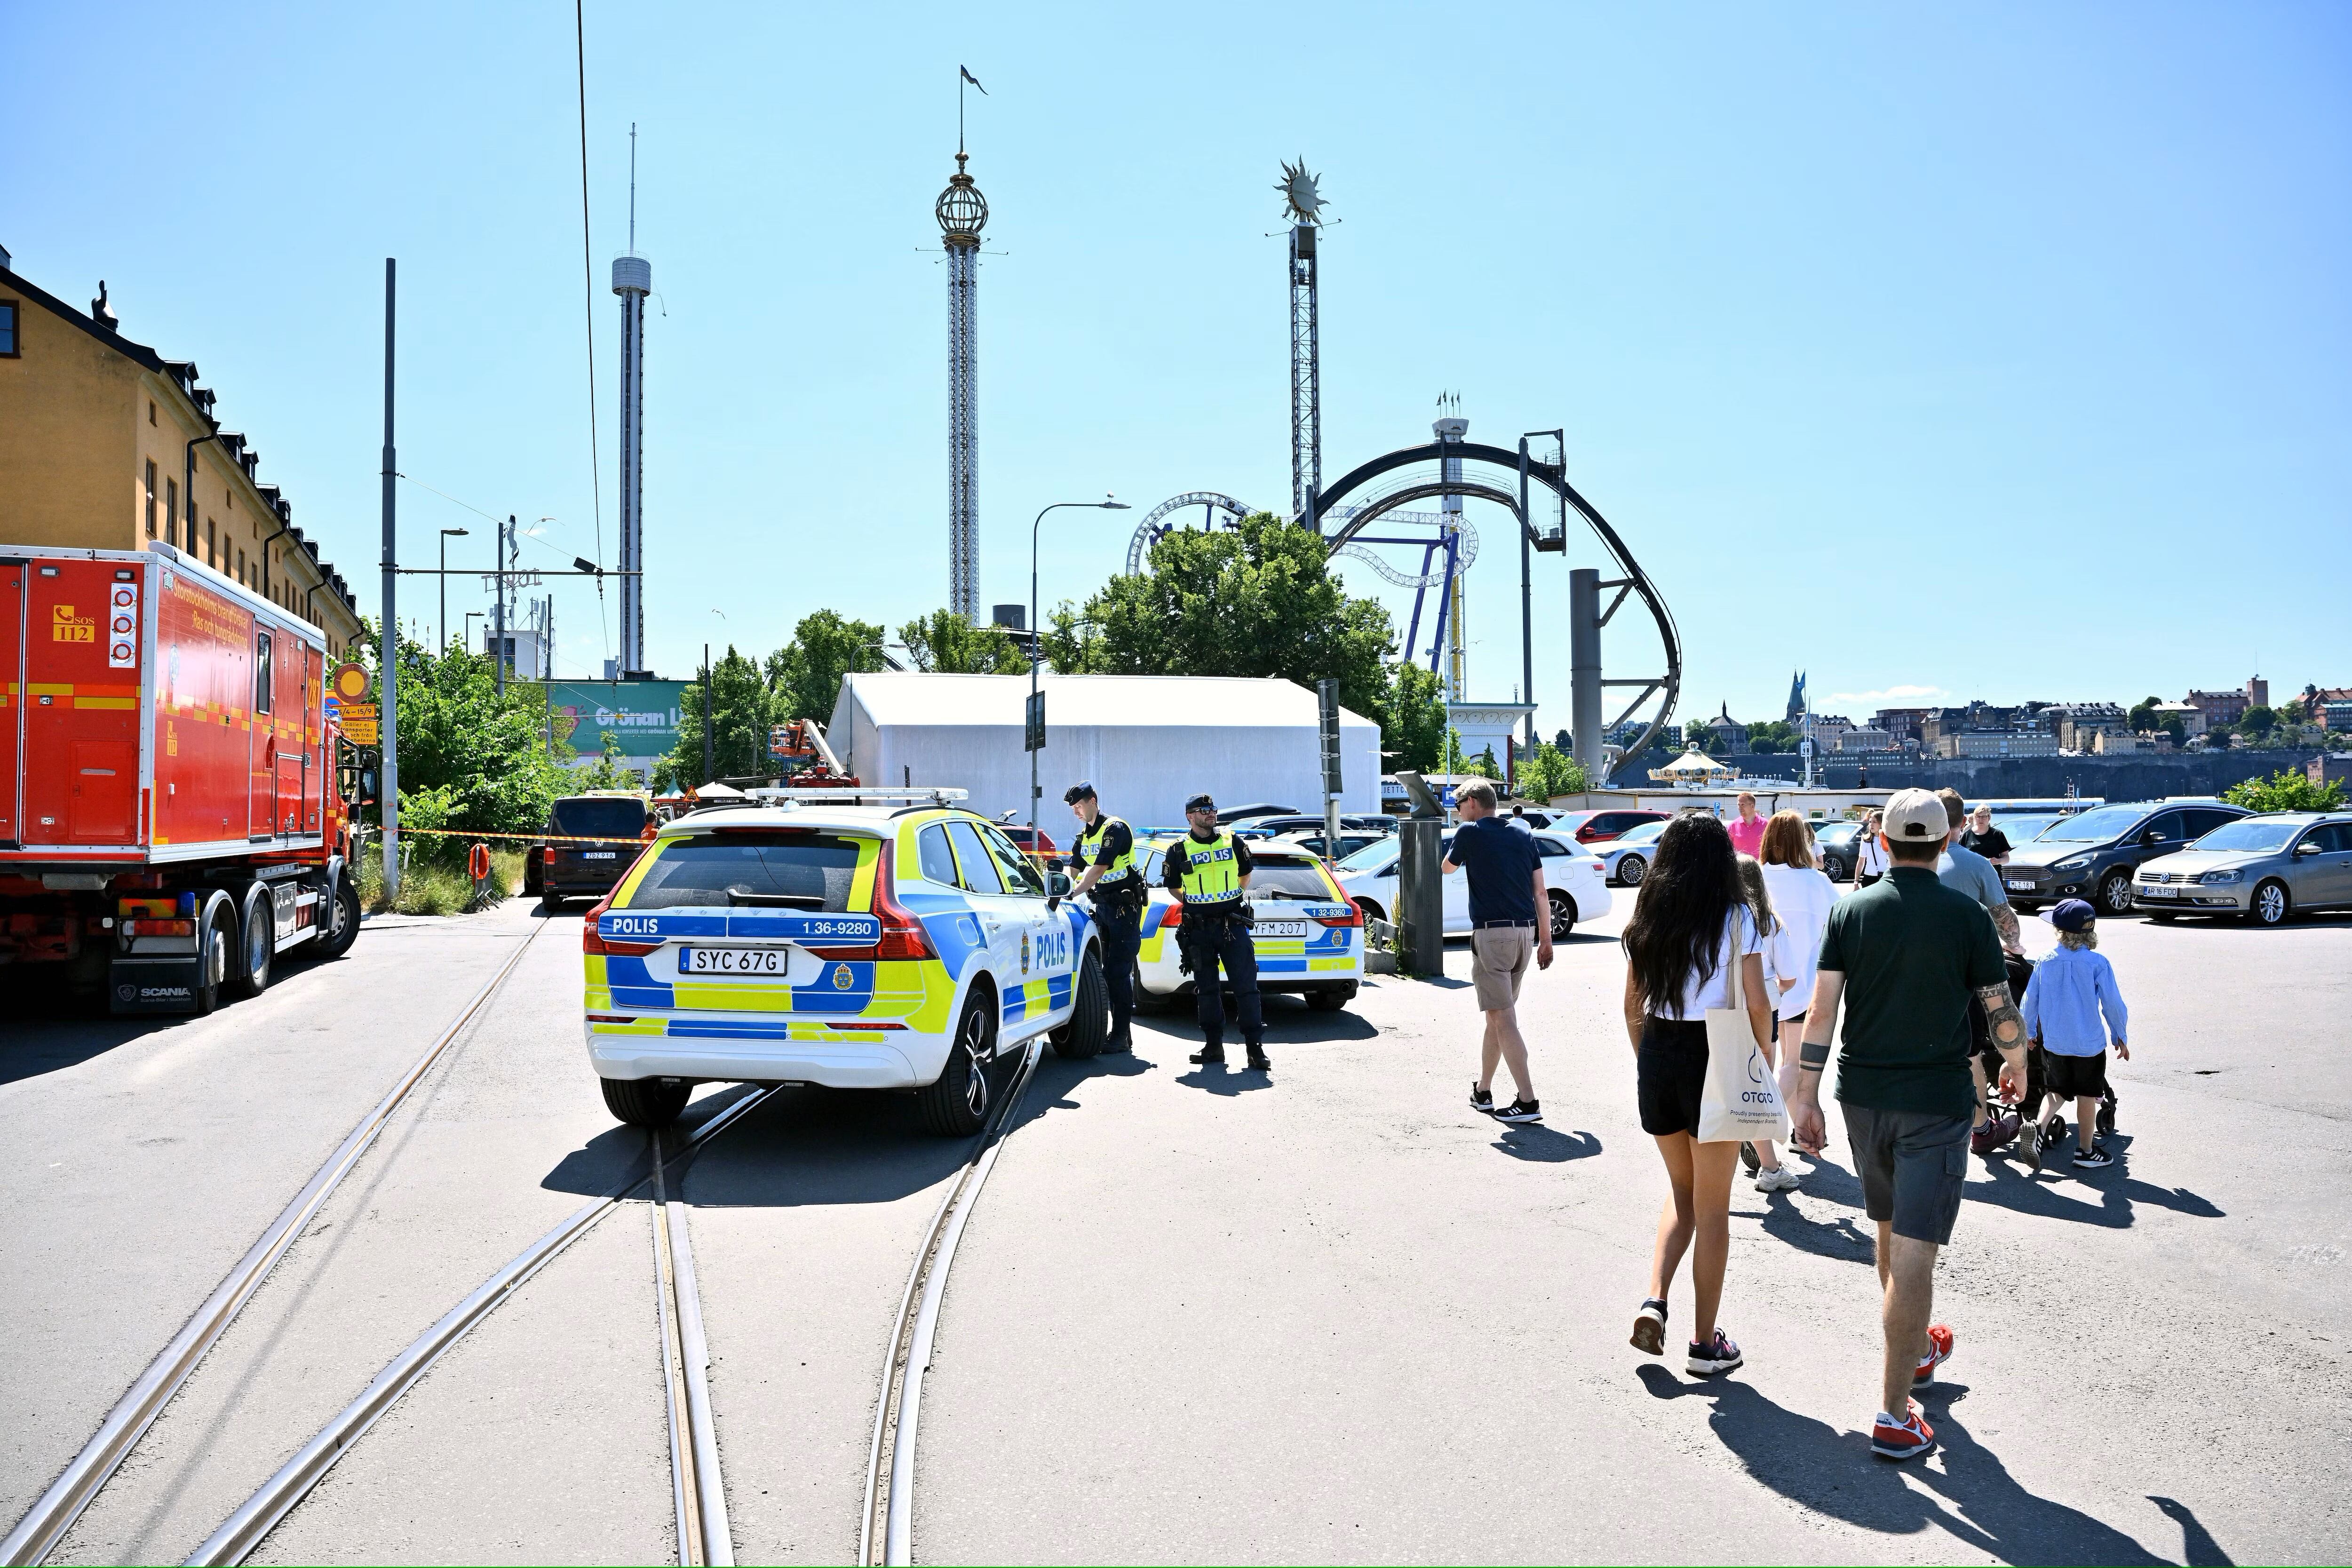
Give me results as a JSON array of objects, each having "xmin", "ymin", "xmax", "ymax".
[
  {"xmin": 1621, "ymin": 815, "xmax": 1772, "ymax": 1377},
  {"xmin": 1062, "ymin": 781, "xmax": 1142, "ymax": 1053},
  {"xmin": 1787, "ymin": 789, "xmax": 2027, "ymax": 1463},
  {"xmin": 1854, "ymin": 810, "xmax": 1890, "ymax": 887},
  {"xmin": 1933, "ymin": 788, "xmax": 2027, "ymax": 1154},
  {"xmin": 1444, "ymin": 780, "xmax": 1554, "ymax": 1123},
  {"xmin": 1727, "ymin": 791, "xmax": 1767, "ymax": 859},
  {"xmin": 1162, "ymin": 793, "xmax": 1268, "ymax": 1072},
  {"xmin": 1732, "ymin": 856, "xmax": 1798, "ymax": 1189},
  {"xmin": 1960, "ymin": 804, "xmax": 2012, "ymax": 865},
  {"xmin": 2018, "ymin": 899, "xmax": 2129, "ymax": 1171},
  {"xmin": 1756, "ymin": 812, "xmax": 1837, "ymax": 1191}
]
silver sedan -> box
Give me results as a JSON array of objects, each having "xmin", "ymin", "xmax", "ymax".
[
  {"xmin": 1597, "ymin": 818, "xmax": 1670, "ymax": 886},
  {"xmin": 2133, "ymin": 812, "xmax": 2352, "ymax": 925}
]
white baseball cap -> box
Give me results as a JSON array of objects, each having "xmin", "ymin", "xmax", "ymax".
[{"xmin": 1881, "ymin": 788, "xmax": 1949, "ymax": 845}]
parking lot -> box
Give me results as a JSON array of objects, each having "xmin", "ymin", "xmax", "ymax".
[{"xmin": 4, "ymin": 890, "xmax": 2348, "ymax": 1564}]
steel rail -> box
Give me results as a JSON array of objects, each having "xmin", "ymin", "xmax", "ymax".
[
  {"xmin": 1, "ymin": 918, "xmax": 549, "ymax": 1568},
  {"xmin": 860, "ymin": 1038, "xmax": 1045, "ymax": 1566},
  {"xmin": 652, "ymin": 1127, "xmax": 733, "ymax": 1566},
  {"xmin": 183, "ymin": 1085, "xmax": 776, "ymax": 1567}
]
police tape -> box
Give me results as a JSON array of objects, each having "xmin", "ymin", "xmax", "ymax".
[{"xmin": 358, "ymin": 827, "xmax": 658, "ymax": 847}]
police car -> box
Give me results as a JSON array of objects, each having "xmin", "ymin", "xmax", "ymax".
[
  {"xmin": 1127, "ymin": 836, "xmax": 1365, "ymax": 1012},
  {"xmin": 582, "ymin": 804, "xmax": 1110, "ymax": 1134}
]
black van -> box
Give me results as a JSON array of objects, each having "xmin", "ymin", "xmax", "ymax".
[{"xmin": 532, "ymin": 793, "xmax": 654, "ymax": 911}]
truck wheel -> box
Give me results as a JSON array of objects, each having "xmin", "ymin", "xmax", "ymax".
[
  {"xmin": 1049, "ymin": 947, "xmax": 1110, "ymax": 1059},
  {"xmin": 601, "ymin": 1076, "xmax": 690, "ymax": 1128},
  {"xmin": 315, "ymin": 870, "xmax": 362, "ymax": 959},
  {"xmin": 228, "ymin": 885, "xmax": 274, "ymax": 999},
  {"xmin": 194, "ymin": 902, "xmax": 233, "ymax": 1015},
  {"xmin": 917, "ymin": 993, "xmax": 995, "ymax": 1136},
  {"xmin": 1307, "ymin": 982, "xmax": 1357, "ymax": 1011}
]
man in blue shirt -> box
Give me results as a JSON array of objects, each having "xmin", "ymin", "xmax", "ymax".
[{"xmin": 1443, "ymin": 780, "xmax": 1554, "ymax": 1123}]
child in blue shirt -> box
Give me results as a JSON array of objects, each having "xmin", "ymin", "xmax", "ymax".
[{"xmin": 2018, "ymin": 899, "xmax": 2130, "ymax": 1170}]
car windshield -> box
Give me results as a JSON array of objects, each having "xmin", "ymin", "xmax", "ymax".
[
  {"xmin": 619, "ymin": 832, "xmax": 864, "ymax": 911},
  {"xmin": 551, "ymin": 797, "xmax": 648, "ymax": 839},
  {"xmin": 2033, "ymin": 804, "xmax": 2145, "ymax": 842},
  {"xmin": 2191, "ymin": 820, "xmax": 2303, "ymax": 854},
  {"xmin": 1616, "ymin": 820, "xmax": 1668, "ymax": 845},
  {"xmin": 1249, "ymin": 857, "xmax": 1340, "ymax": 899},
  {"xmin": 1996, "ymin": 815, "xmax": 2059, "ymax": 844},
  {"xmin": 1816, "ymin": 823, "xmax": 1860, "ymax": 844},
  {"xmin": 1335, "ymin": 838, "xmax": 1398, "ymax": 873}
]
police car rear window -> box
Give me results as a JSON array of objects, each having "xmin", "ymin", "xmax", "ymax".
[
  {"xmin": 620, "ymin": 833, "xmax": 863, "ymax": 911},
  {"xmin": 1249, "ymin": 857, "xmax": 1337, "ymax": 899},
  {"xmin": 551, "ymin": 798, "xmax": 649, "ymax": 839}
]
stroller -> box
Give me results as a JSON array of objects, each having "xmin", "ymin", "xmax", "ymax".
[{"xmin": 1982, "ymin": 950, "xmax": 2117, "ymax": 1165}]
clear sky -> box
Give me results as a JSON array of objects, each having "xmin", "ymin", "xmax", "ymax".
[{"xmin": 10, "ymin": 2, "xmax": 2348, "ymax": 728}]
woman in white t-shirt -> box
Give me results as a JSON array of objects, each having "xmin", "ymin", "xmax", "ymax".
[
  {"xmin": 1854, "ymin": 809, "xmax": 1890, "ymax": 886},
  {"xmin": 1751, "ymin": 812, "xmax": 1838, "ymax": 1192},
  {"xmin": 1619, "ymin": 813, "xmax": 1772, "ymax": 1379}
]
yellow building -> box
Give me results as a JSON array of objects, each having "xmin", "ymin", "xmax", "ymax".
[{"xmin": 0, "ymin": 252, "xmax": 363, "ymax": 657}]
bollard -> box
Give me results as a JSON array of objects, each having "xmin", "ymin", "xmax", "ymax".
[{"xmin": 1396, "ymin": 817, "xmax": 1446, "ymax": 978}]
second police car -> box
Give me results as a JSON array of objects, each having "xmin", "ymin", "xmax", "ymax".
[
  {"xmin": 582, "ymin": 803, "xmax": 1110, "ymax": 1134},
  {"xmin": 1128, "ymin": 832, "xmax": 1366, "ymax": 1012}
]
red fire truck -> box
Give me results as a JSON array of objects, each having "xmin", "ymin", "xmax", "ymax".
[{"xmin": 1, "ymin": 545, "xmax": 361, "ymax": 1013}]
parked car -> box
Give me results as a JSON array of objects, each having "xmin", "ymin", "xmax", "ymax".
[
  {"xmin": 1216, "ymin": 803, "xmax": 1302, "ymax": 826},
  {"xmin": 1997, "ymin": 798, "xmax": 2249, "ymax": 915},
  {"xmin": 1598, "ymin": 818, "xmax": 1671, "ymax": 886},
  {"xmin": 1812, "ymin": 820, "xmax": 1867, "ymax": 882},
  {"xmin": 534, "ymin": 792, "xmax": 657, "ymax": 911},
  {"xmin": 2134, "ymin": 812, "xmax": 2352, "ymax": 926},
  {"xmin": 1267, "ymin": 828, "xmax": 1393, "ymax": 862},
  {"xmin": 1232, "ymin": 812, "xmax": 1396, "ymax": 840},
  {"xmin": 996, "ymin": 823, "xmax": 1060, "ymax": 859},
  {"xmin": 1989, "ymin": 813, "xmax": 2063, "ymax": 850},
  {"xmin": 1334, "ymin": 831, "xmax": 1611, "ymax": 940},
  {"xmin": 1128, "ymin": 841, "xmax": 1365, "ymax": 1011},
  {"xmin": 1545, "ymin": 808, "xmax": 1672, "ymax": 846}
]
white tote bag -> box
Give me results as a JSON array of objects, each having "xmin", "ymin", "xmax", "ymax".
[{"xmin": 1698, "ymin": 1006, "xmax": 1791, "ymax": 1145}]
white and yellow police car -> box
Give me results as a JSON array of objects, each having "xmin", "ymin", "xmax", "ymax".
[
  {"xmin": 1127, "ymin": 835, "xmax": 1365, "ymax": 1012},
  {"xmin": 583, "ymin": 804, "xmax": 1109, "ymax": 1134}
]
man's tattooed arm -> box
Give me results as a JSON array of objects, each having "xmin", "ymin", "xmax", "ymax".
[
  {"xmin": 1991, "ymin": 903, "xmax": 2023, "ymax": 955},
  {"xmin": 1977, "ymin": 982, "xmax": 2025, "ymax": 1049}
]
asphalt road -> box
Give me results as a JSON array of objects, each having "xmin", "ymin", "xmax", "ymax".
[{"xmin": 3, "ymin": 891, "xmax": 2346, "ymax": 1565}]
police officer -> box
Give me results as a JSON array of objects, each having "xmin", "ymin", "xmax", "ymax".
[
  {"xmin": 1162, "ymin": 793, "xmax": 1269, "ymax": 1072},
  {"xmin": 1062, "ymin": 781, "xmax": 1141, "ymax": 1053}
]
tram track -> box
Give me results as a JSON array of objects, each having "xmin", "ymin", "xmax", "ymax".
[{"xmin": 1, "ymin": 917, "xmax": 550, "ymax": 1568}]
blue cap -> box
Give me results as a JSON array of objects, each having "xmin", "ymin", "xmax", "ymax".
[{"xmin": 2041, "ymin": 898, "xmax": 2096, "ymax": 932}]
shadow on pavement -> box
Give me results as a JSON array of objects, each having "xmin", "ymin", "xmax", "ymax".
[
  {"xmin": 1489, "ymin": 1123, "xmax": 1601, "ymax": 1162},
  {"xmin": 1964, "ymin": 1140, "xmax": 2225, "ymax": 1230},
  {"xmin": 2147, "ymin": 1496, "xmax": 2236, "ymax": 1566},
  {"xmin": 1635, "ymin": 1366, "xmax": 2170, "ymax": 1565},
  {"xmin": 1173, "ymin": 1061, "xmax": 1274, "ymax": 1097}
]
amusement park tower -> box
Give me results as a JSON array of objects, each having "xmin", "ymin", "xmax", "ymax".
[
  {"xmin": 1278, "ymin": 159, "xmax": 1327, "ymax": 525},
  {"xmin": 938, "ymin": 143, "xmax": 989, "ymax": 617},
  {"xmin": 612, "ymin": 126, "xmax": 652, "ymax": 677}
]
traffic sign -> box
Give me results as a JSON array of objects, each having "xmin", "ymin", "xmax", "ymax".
[
  {"xmin": 323, "ymin": 696, "xmax": 342, "ymax": 724},
  {"xmin": 331, "ymin": 662, "xmax": 372, "ymax": 703},
  {"xmin": 343, "ymin": 716, "xmax": 381, "ymax": 744}
]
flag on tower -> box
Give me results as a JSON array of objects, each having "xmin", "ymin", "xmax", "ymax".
[{"xmin": 960, "ymin": 65, "xmax": 987, "ymax": 94}]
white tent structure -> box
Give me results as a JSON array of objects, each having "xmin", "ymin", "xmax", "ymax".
[{"xmin": 828, "ymin": 673, "xmax": 1382, "ymax": 830}]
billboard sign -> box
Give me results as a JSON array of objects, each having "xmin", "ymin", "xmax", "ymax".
[{"xmin": 540, "ymin": 679, "xmax": 688, "ymax": 762}]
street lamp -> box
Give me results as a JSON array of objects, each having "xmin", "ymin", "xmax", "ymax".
[
  {"xmin": 438, "ymin": 528, "xmax": 469, "ymax": 653},
  {"xmin": 462, "ymin": 610, "xmax": 484, "ymax": 658},
  {"xmin": 1030, "ymin": 497, "xmax": 1130, "ymax": 838}
]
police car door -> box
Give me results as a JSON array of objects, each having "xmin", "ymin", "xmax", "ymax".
[
  {"xmin": 943, "ymin": 820, "xmax": 1029, "ymax": 1028},
  {"xmin": 976, "ymin": 820, "xmax": 1072, "ymax": 1035}
]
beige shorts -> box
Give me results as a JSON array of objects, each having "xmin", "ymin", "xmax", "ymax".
[{"xmin": 1470, "ymin": 924, "xmax": 1537, "ymax": 1011}]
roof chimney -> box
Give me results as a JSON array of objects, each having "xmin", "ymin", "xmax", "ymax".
[
  {"xmin": 0, "ymin": 242, "xmax": 14, "ymax": 271},
  {"xmin": 91, "ymin": 280, "xmax": 117, "ymax": 332}
]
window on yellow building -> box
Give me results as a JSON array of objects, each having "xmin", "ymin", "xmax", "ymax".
[
  {"xmin": 166, "ymin": 478, "xmax": 179, "ymax": 547},
  {"xmin": 149, "ymin": 399, "xmax": 158, "ymax": 426},
  {"xmin": 0, "ymin": 300, "xmax": 17, "ymax": 356},
  {"xmin": 145, "ymin": 461, "xmax": 158, "ymax": 539},
  {"xmin": 207, "ymin": 518, "xmax": 216, "ymax": 568}
]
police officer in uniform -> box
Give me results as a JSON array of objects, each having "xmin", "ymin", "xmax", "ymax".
[
  {"xmin": 1162, "ymin": 793, "xmax": 1269, "ymax": 1072},
  {"xmin": 1062, "ymin": 781, "xmax": 1141, "ymax": 1053}
]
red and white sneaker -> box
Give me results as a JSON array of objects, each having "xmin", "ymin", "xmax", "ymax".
[
  {"xmin": 1913, "ymin": 1323, "xmax": 1955, "ymax": 1385},
  {"xmin": 1872, "ymin": 1399, "xmax": 1937, "ymax": 1461}
]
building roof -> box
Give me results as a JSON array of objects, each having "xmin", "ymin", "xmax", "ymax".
[{"xmin": 837, "ymin": 672, "xmax": 1375, "ymax": 729}]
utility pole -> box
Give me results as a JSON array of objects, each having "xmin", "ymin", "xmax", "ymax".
[
  {"xmin": 493, "ymin": 515, "xmax": 515, "ymax": 696},
  {"xmin": 379, "ymin": 259, "xmax": 400, "ymax": 899},
  {"xmin": 701, "ymin": 642, "xmax": 715, "ymax": 784}
]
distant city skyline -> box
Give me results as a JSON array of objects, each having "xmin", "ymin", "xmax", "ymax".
[{"xmin": 7, "ymin": 3, "xmax": 2347, "ymax": 731}]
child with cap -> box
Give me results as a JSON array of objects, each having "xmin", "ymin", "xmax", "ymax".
[{"xmin": 2018, "ymin": 899, "xmax": 2130, "ymax": 1170}]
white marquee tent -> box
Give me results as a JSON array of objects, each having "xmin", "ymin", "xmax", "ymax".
[{"xmin": 827, "ymin": 673, "xmax": 1382, "ymax": 830}]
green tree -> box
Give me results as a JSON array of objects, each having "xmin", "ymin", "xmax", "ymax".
[
  {"xmin": 1383, "ymin": 662, "xmax": 1447, "ymax": 773},
  {"xmin": 1748, "ymin": 719, "xmax": 1797, "ymax": 755},
  {"xmin": 1515, "ymin": 741, "xmax": 1589, "ymax": 802},
  {"xmin": 576, "ymin": 734, "xmax": 636, "ymax": 791},
  {"xmin": 670, "ymin": 646, "xmax": 781, "ymax": 788},
  {"xmin": 767, "ymin": 610, "xmax": 888, "ymax": 723},
  {"xmin": 2223, "ymin": 768, "xmax": 2345, "ymax": 813},
  {"xmin": 899, "ymin": 608, "xmax": 1027, "ymax": 674},
  {"xmin": 2128, "ymin": 695, "xmax": 2163, "ymax": 732},
  {"xmin": 2239, "ymin": 704, "xmax": 2277, "ymax": 737}
]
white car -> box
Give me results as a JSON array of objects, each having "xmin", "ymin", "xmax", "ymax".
[
  {"xmin": 582, "ymin": 804, "xmax": 1111, "ymax": 1135},
  {"xmin": 1334, "ymin": 828, "xmax": 1612, "ymax": 939},
  {"xmin": 1129, "ymin": 838, "xmax": 1366, "ymax": 1012}
]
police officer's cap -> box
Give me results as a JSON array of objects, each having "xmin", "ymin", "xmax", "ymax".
[
  {"xmin": 1063, "ymin": 781, "xmax": 1097, "ymax": 805},
  {"xmin": 1185, "ymin": 792, "xmax": 1216, "ymax": 814}
]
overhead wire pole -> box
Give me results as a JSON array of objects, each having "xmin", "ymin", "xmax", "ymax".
[
  {"xmin": 379, "ymin": 258, "xmax": 399, "ymax": 900},
  {"xmin": 574, "ymin": 0, "xmax": 611, "ymax": 669}
]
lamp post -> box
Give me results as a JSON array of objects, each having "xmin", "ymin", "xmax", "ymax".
[
  {"xmin": 1029, "ymin": 497, "xmax": 1130, "ymax": 838},
  {"xmin": 438, "ymin": 528, "xmax": 468, "ymax": 653}
]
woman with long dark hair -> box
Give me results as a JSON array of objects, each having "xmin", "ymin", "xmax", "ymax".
[{"xmin": 1621, "ymin": 813, "xmax": 1773, "ymax": 1376}]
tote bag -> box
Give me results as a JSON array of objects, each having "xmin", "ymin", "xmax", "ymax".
[{"xmin": 1698, "ymin": 1006, "xmax": 1791, "ymax": 1145}]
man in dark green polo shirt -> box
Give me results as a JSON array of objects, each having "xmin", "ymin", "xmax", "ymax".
[{"xmin": 1788, "ymin": 788, "xmax": 2027, "ymax": 1464}]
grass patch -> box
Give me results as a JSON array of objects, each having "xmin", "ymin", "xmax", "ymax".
[{"xmin": 357, "ymin": 841, "xmax": 526, "ymax": 916}]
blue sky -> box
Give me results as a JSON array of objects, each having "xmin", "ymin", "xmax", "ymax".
[{"xmin": 10, "ymin": 2, "xmax": 2348, "ymax": 727}]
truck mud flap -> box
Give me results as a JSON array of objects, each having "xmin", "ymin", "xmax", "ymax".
[{"xmin": 111, "ymin": 958, "xmax": 204, "ymax": 1014}]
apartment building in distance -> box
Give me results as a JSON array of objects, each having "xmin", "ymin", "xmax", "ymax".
[
  {"xmin": 2185, "ymin": 677, "xmax": 2268, "ymax": 732},
  {"xmin": 0, "ymin": 250, "xmax": 362, "ymax": 656}
]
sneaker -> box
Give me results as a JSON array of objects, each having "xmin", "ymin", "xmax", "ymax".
[
  {"xmin": 1189, "ymin": 1045, "xmax": 1226, "ymax": 1066},
  {"xmin": 1470, "ymin": 1083, "xmax": 1495, "ymax": 1114},
  {"xmin": 1494, "ymin": 1098, "xmax": 1543, "ymax": 1125},
  {"xmin": 1871, "ymin": 1399, "xmax": 1937, "ymax": 1461},
  {"xmin": 1739, "ymin": 1140, "xmax": 1761, "ymax": 1174},
  {"xmin": 1970, "ymin": 1118, "xmax": 2002, "ymax": 1157},
  {"xmin": 1685, "ymin": 1329, "xmax": 1744, "ymax": 1377},
  {"xmin": 2072, "ymin": 1145, "xmax": 2114, "ymax": 1169},
  {"xmin": 1755, "ymin": 1165, "xmax": 1802, "ymax": 1193},
  {"xmin": 2021, "ymin": 1117, "xmax": 2043, "ymax": 1172},
  {"xmin": 1630, "ymin": 1298, "xmax": 1668, "ymax": 1356},
  {"xmin": 1913, "ymin": 1323, "xmax": 1955, "ymax": 1385}
]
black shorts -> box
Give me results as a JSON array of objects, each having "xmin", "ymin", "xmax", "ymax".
[
  {"xmin": 1842, "ymin": 1104, "xmax": 1971, "ymax": 1245},
  {"xmin": 2043, "ymin": 1050, "xmax": 2109, "ymax": 1100},
  {"xmin": 1637, "ymin": 1017, "xmax": 1710, "ymax": 1137}
]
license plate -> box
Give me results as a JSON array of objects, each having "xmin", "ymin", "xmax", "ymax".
[
  {"xmin": 2138, "ymin": 885, "xmax": 2176, "ymax": 898},
  {"xmin": 678, "ymin": 947, "xmax": 790, "ymax": 975},
  {"xmin": 583, "ymin": 851, "xmax": 617, "ymax": 860},
  {"xmin": 1255, "ymin": 920, "xmax": 1309, "ymax": 937},
  {"xmin": 2004, "ymin": 878, "xmax": 2034, "ymax": 892}
]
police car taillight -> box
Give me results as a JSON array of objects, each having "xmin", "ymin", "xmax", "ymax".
[
  {"xmin": 869, "ymin": 843, "xmax": 935, "ymax": 960},
  {"xmin": 1160, "ymin": 901, "xmax": 1185, "ymax": 928},
  {"xmin": 581, "ymin": 895, "xmax": 658, "ymax": 956},
  {"xmin": 1313, "ymin": 903, "xmax": 1364, "ymax": 927}
]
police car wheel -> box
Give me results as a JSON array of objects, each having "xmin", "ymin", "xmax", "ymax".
[
  {"xmin": 1049, "ymin": 947, "xmax": 1110, "ymax": 1059},
  {"xmin": 918, "ymin": 995, "xmax": 995, "ymax": 1136},
  {"xmin": 602, "ymin": 1075, "xmax": 690, "ymax": 1128},
  {"xmin": 228, "ymin": 884, "xmax": 274, "ymax": 1000}
]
